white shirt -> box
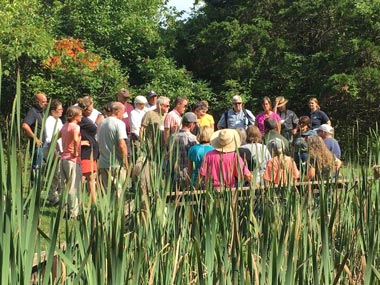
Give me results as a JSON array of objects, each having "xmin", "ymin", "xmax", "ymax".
[
  {"xmin": 87, "ymin": 108, "xmax": 102, "ymax": 124},
  {"xmin": 44, "ymin": 115, "xmax": 63, "ymax": 152},
  {"xmin": 129, "ymin": 108, "xmax": 147, "ymax": 136},
  {"xmin": 146, "ymin": 103, "xmax": 157, "ymax": 111}
]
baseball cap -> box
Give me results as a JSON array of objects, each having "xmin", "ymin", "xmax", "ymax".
[
  {"xmin": 182, "ymin": 112, "xmax": 197, "ymax": 123},
  {"xmin": 316, "ymin": 124, "xmax": 334, "ymax": 135}
]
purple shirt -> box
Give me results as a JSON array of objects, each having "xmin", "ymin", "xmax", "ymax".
[{"xmin": 255, "ymin": 112, "xmax": 281, "ymax": 134}]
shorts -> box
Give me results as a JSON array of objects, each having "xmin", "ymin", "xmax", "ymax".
[{"xmin": 81, "ymin": 159, "xmax": 97, "ymax": 175}]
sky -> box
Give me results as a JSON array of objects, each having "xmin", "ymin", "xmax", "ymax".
[{"xmin": 166, "ymin": 0, "xmax": 195, "ymax": 13}]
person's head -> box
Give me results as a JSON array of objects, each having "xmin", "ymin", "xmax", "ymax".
[
  {"xmin": 174, "ymin": 97, "xmax": 188, "ymax": 115},
  {"xmin": 49, "ymin": 99, "xmax": 63, "ymax": 119},
  {"xmin": 298, "ymin": 116, "xmax": 312, "ymax": 133},
  {"xmin": 181, "ymin": 112, "xmax": 197, "ymax": 131},
  {"xmin": 232, "ymin": 95, "xmax": 243, "ymax": 112},
  {"xmin": 308, "ymin": 97, "xmax": 320, "ymax": 111},
  {"xmin": 275, "ymin": 96, "xmax": 288, "ymax": 112},
  {"xmin": 110, "ymin": 101, "xmax": 126, "ymax": 120},
  {"xmin": 268, "ymin": 138, "xmax": 285, "ymax": 156},
  {"xmin": 134, "ymin": 96, "xmax": 147, "ymax": 110},
  {"xmin": 307, "ymin": 135, "xmax": 334, "ymax": 169},
  {"xmin": 316, "ymin": 124, "xmax": 334, "ymax": 138},
  {"xmin": 35, "ymin": 92, "xmax": 48, "ymax": 109},
  {"xmin": 246, "ymin": 125, "xmax": 263, "ymax": 143},
  {"xmin": 157, "ymin": 96, "xmax": 170, "ymax": 114},
  {"xmin": 77, "ymin": 96, "xmax": 94, "ymax": 117},
  {"xmin": 211, "ymin": 129, "xmax": 241, "ymax": 153},
  {"xmin": 197, "ymin": 126, "xmax": 214, "ymax": 144},
  {"xmin": 117, "ymin": 88, "xmax": 131, "ymax": 104},
  {"xmin": 146, "ymin": 90, "xmax": 157, "ymax": 106},
  {"xmin": 66, "ymin": 106, "xmax": 82, "ymax": 123},
  {"xmin": 103, "ymin": 102, "xmax": 113, "ymax": 117},
  {"xmin": 235, "ymin": 128, "xmax": 247, "ymax": 145},
  {"xmin": 194, "ymin": 101, "xmax": 208, "ymax": 119},
  {"xmin": 261, "ymin": 96, "xmax": 272, "ymax": 113},
  {"xmin": 264, "ymin": 118, "xmax": 278, "ymax": 133}
]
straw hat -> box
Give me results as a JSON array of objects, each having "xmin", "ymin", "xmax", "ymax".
[
  {"xmin": 276, "ymin": 96, "xmax": 288, "ymax": 107},
  {"xmin": 210, "ymin": 129, "xmax": 241, "ymax": 153}
]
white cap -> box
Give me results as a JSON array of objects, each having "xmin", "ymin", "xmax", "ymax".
[
  {"xmin": 316, "ymin": 124, "xmax": 334, "ymax": 135},
  {"xmin": 134, "ymin": 96, "xmax": 147, "ymax": 105}
]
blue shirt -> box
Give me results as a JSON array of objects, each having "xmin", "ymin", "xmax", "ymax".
[
  {"xmin": 188, "ymin": 144, "xmax": 214, "ymax": 186},
  {"xmin": 309, "ymin": 109, "xmax": 329, "ymax": 129},
  {"xmin": 217, "ymin": 109, "xmax": 255, "ymax": 129},
  {"xmin": 324, "ymin": 137, "xmax": 341, "ymax": 159}
]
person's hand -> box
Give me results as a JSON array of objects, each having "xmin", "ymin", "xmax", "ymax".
[{"xmin": 35, "ymin": 138, "xmax": 42, "ymax": 147}]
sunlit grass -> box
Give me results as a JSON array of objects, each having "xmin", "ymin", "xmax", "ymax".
[{"xmin": 1, "ymin": 64, "xmax": 380, "ymax": 284}]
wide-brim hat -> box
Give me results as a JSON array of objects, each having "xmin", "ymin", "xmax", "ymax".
[
  {"xmin": 210, "ymin": 129, "xmax": 241, "ymax": 153},
  {"xmin": 276, "ymin": 96, "xmax": 288, "ymax": 107}
]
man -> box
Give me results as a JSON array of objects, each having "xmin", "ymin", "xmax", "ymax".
[
  {"xmin": 217, "ymin": 95, "xmax": 255, "ymax": 130},
  {"xmin": 22, "ymin": 92, "xmax": 48, "ymax": 183},
  {"xmin": 273, "ymin": 96, "xmax": 299, "ymax": 142},
  {"xmin": 316, "ymin": 124, "xmax": 341, "ymax": 159},
  {"xmin": 117, "ymin": 88, "xmax": 134, "ymax": 159},
  {"xmin": 140, "ymin": 96, "xmax": 170, "ymax": 157},
  {"xmin": 163, "ymin": 96, "xmax": 188, "ymax": 146},
  {"xmin": 169, "ymin": 112, "xmax": 198, "ymax": 190},
  {"xmin": 98, "ymin": 102, "xmax": 128, "ymax": 194},
  {"xmin": 146, "ymin": 90, "xmax": 158, "ymax": 111},
  {"xmin": 263, "ymin": 118, "xmax": 290, "ymax": 155}
]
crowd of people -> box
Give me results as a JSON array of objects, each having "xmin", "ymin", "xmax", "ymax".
[{"xmin": 22, "ymin": 90, "xmax": 342, "ymax": 218}]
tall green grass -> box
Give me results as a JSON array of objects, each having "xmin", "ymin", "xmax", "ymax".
[{"xmin": 1, "ymin": 65, "xmax": 380, "ymax": 284}]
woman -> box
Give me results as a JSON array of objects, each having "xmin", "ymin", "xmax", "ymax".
[
  {"xmin": 188, "ymin": 126, "xmax": 214, "ymax": 186},
  {"xmin": 293, "ymin": 116, "xmax": 316, "ymax": 167},
  {"xmin": 77, "ymin": 97, "xmax": 99, "ymax": 203},
  {"xmin": 199, "ymin": 129, "xmax": 252, "ymax": 188},
  {"xmin": 263, "ymin": 138, "xmax": 299, "ymax": 186},
  {"xmin": 308, "ymin": 97, "xmax": 331, "ymax": 129},
  {"xmin": 194, "ymin": 100, "xmax": 214, "ymax": 129},
  {"xmin": 43, "ymin": 99, "xmax": 64, "ymax": 206},
  {"xmin": 305, "ymin": 135, "xmax": 341, "ymax": 181},
  {"xmin": 60, "ymin": 106, "xmax": 82, "ymax": 218},
  {"xmin": 239, "ymin": 125, "xmax": 271, "ymax": 185},
  {"xmin": 255, "ymin": 97, "xmax": 281, "ymax": 134}
]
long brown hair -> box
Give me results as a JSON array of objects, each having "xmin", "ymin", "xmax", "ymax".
[{"xmin": 307, "ymin": 135, "xmax": 334, "ymax": 171}]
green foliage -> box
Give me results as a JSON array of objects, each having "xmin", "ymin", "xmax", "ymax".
[
  {"xmin": 25, "ymin": 38, "xmax": 127, "ymax": 107},
  {"xmin": 137, "ymin": 56, "xmax": 215, "ymax": 106}
]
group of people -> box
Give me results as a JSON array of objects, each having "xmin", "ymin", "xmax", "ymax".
[{"xmin": 22, "ymin": 90, "xmax": 342, "ymax": 217}]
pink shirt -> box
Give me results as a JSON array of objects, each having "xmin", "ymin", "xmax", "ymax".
[
  {"xmin": 255, "ymin": 112, "xmax": 281, "ymax": 134},
  {"xmin": 199, "ymin": 150, "xmax": 251, "ymax": 188},
  {"xmin": 60, "ymin": 122, "xmax": 81, "ymax": 164},
  {"xmin": 164, "ymin": 109, "xmax": 182, "ymax": 134},
  {"xmin": 263, "ymin": 155, "xmax": 299, "ymax": 185}
]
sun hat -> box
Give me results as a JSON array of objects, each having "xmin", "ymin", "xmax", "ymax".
[
  {"xmin": 316, "ymin": 124, "xmax": 334, "ymax": 135},
  {"xmin": 134, "ymin": 95, "xmax": 147, "ymax": 105},
  {"xmin": 182, "ymin": 112, "xmax": 197, "ymax": 123},
  {"xmin": 147, "ymin": 90, "xmax": 157, "ymax": 98},
  {"xmin": 210, "ymin": 129, "xmax": 241, "ymax": 153},
  {"xmin": 276, "ymin": 96, "xmax": 288, "ymax": 107},
  {"xmin": 118, "ymin": 88, "xmax": 131, "ymax": 98}
]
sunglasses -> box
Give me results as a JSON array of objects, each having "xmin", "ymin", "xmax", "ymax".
[{"xmin": 233, "ymin": 102, "xmax": 242, "ymax": 105}]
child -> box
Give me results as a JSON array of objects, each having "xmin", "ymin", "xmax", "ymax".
[
  {"xmin": 264, "ymin": 138, "xmax": 299, "ymax": 186},
  {"xmin": 60, "ymin": 106, "xmax": 82, "ymax": 218}
]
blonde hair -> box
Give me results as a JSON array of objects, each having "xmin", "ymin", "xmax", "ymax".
[
  {"xmin": 197, "ymin": 126, "xmax": 214, "ymax": 144},
  {"xmin": 309, "ymin": 97, "xmax": 321, "ymax": 109},
  {"xmin": 66, "ymin": 106, "xmax": 82, "ymax": 122}
]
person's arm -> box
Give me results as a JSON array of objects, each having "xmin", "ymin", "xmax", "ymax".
[
  {"xmin": 73, "ymin": 128, "xmax": 80, "ymax": 158},
  {"xmin": 22, "ymin": 123, "xmax": 42, "ymax": 147},
  {"xmin": 326, "ymin": 120, "xmax": 332, "ymax": 125},
  {"xmin": 118, "ymin": 138, "xmax": 128, "ymax": 168},
  {"xmin": 95, "ymin": 114, "xmax": 104, "ymax": 126},
  {"xmin": 216, "ymin": 113, "xmax": 226, "ymax": 130}
]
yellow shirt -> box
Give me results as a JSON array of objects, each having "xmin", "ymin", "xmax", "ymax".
[{"xmin": 198, "ymin": 114, "xmax": 215, "ymax": 127}]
